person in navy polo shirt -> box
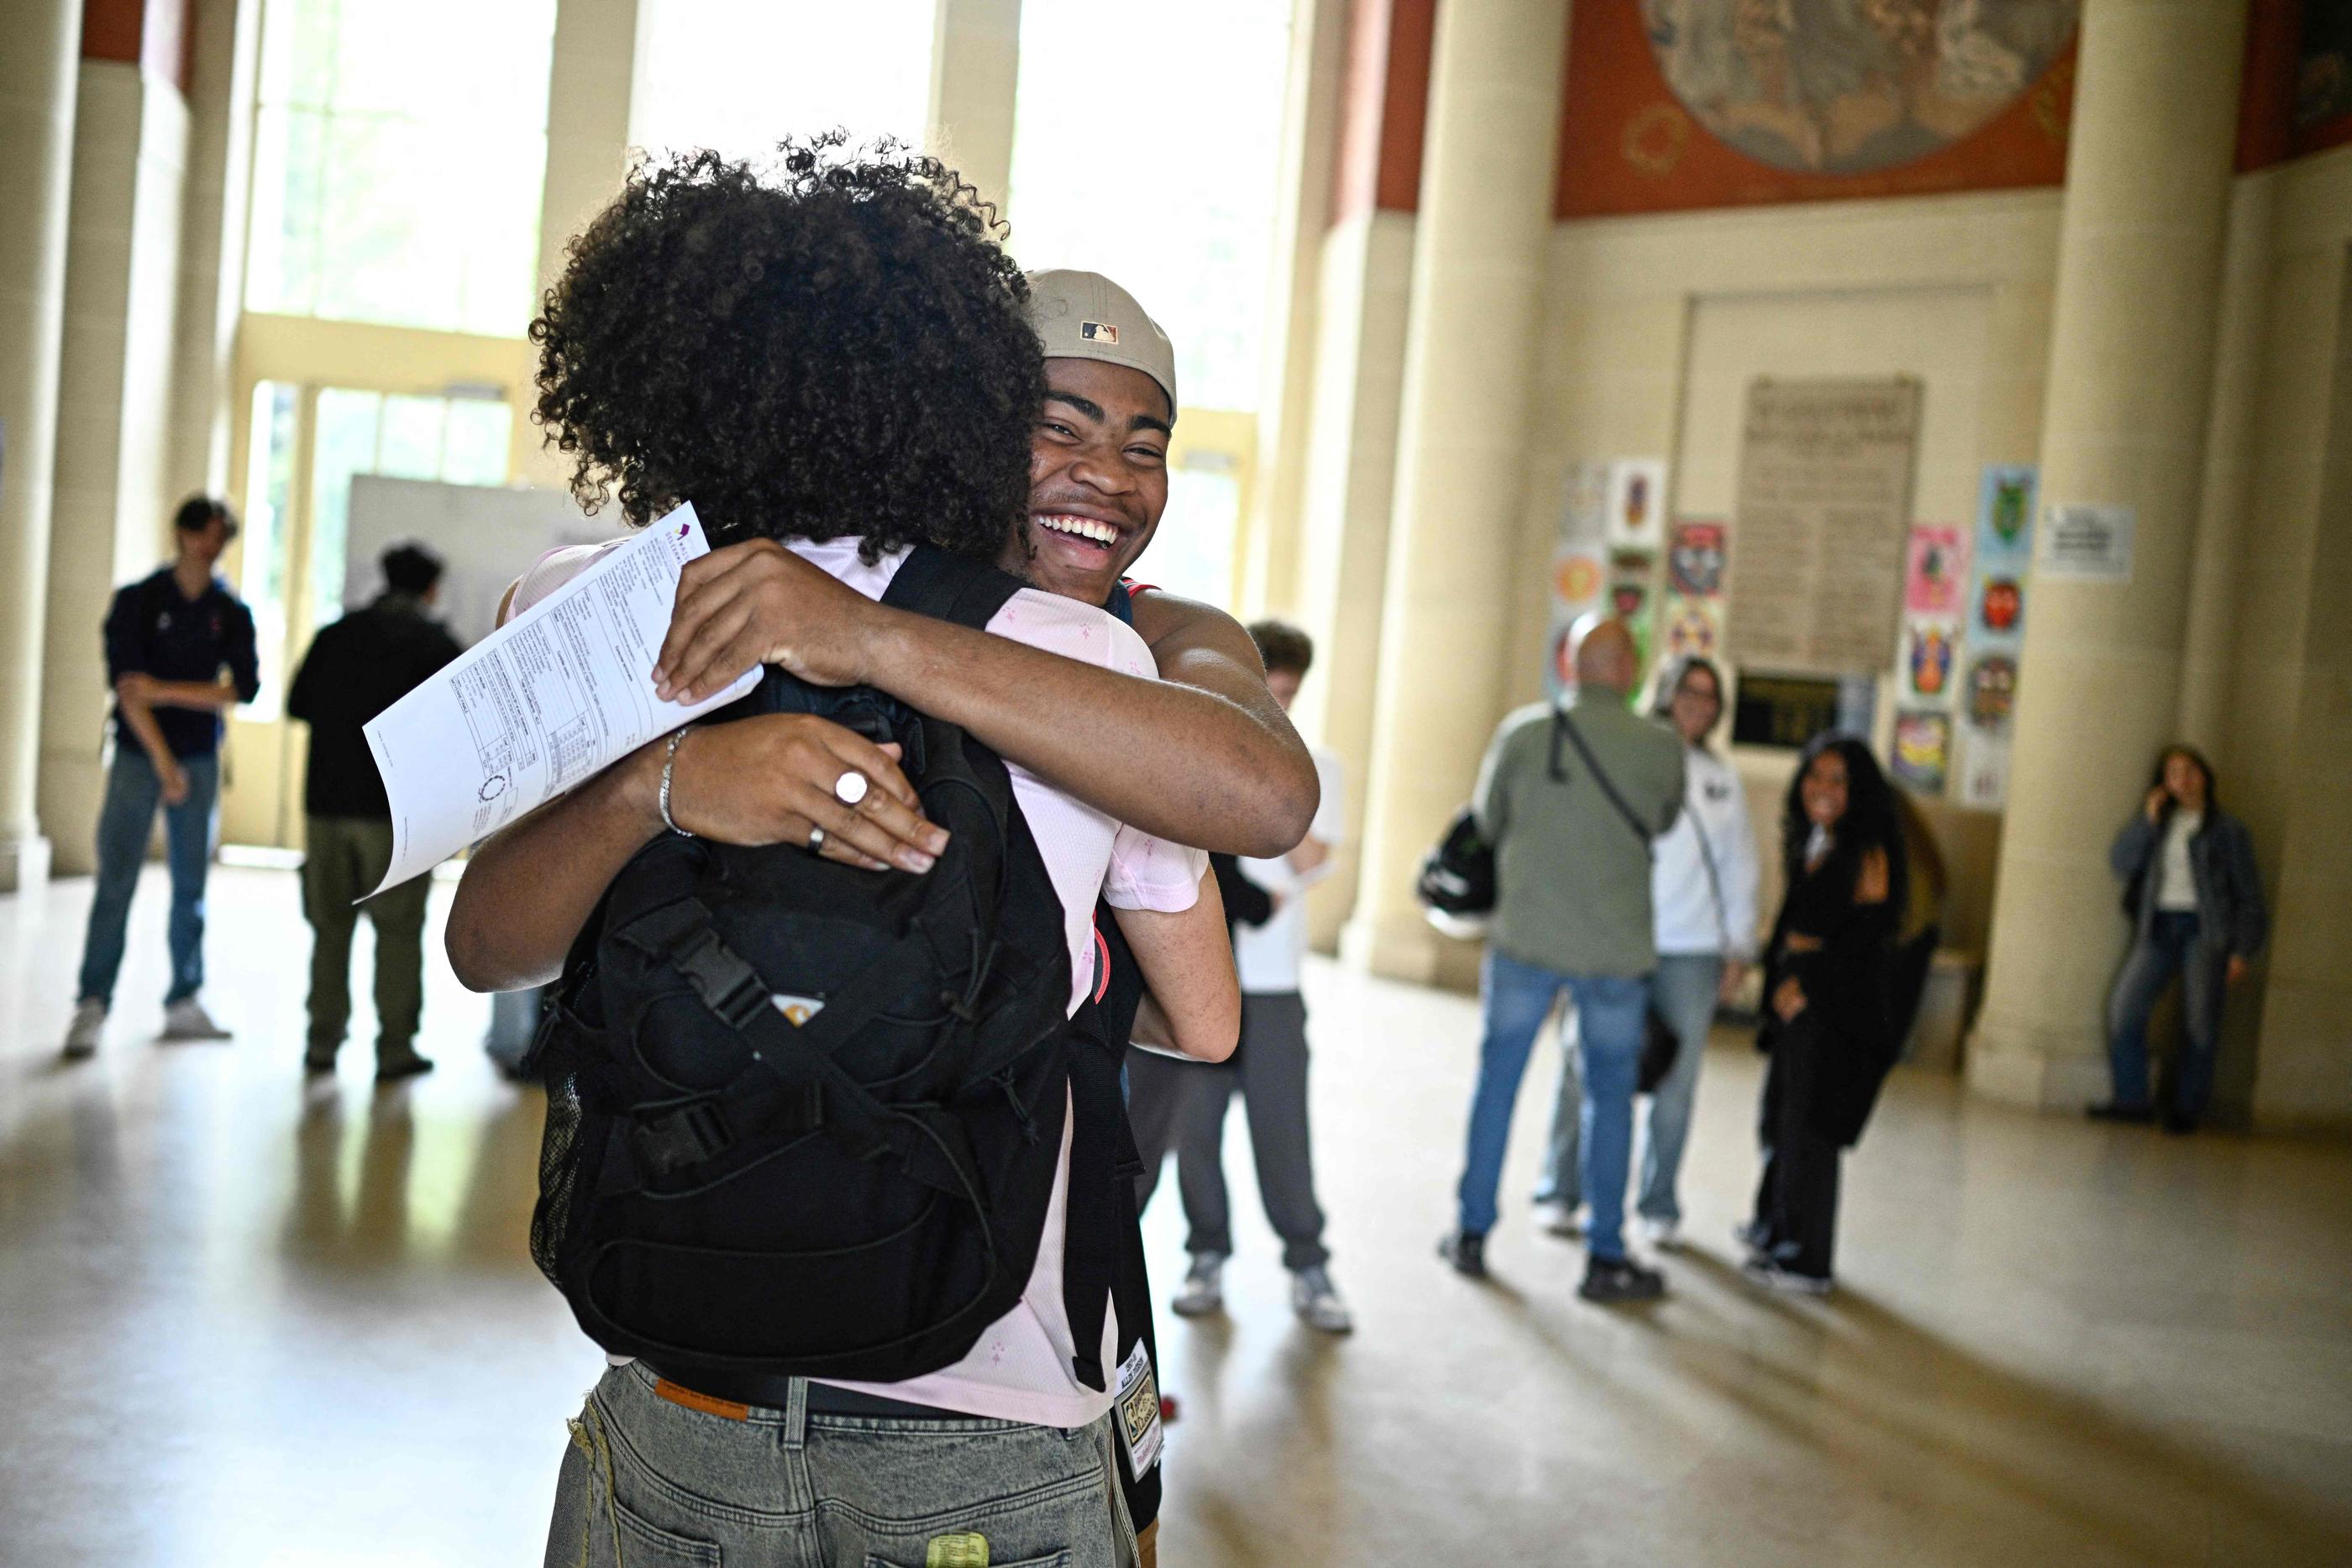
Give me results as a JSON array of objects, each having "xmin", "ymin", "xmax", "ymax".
[{"xmin": 62, "ymin": 496, "xmax": 260, "ymax": 1059}]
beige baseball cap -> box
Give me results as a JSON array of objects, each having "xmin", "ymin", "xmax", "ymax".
[{"xmin": 1024, "ymin": 269, "xmax": 1179, "ymax": 417}]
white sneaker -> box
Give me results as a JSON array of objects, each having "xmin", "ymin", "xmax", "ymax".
[
  {"xmin": 1541, "ymin": 1203, "xmax": 1588, "ymax": 1239},
  {"xmin": 1170, "ymin": 1252, "xmax": 1226, "ymax": 1318},
  {"xmin": 161, "ymin": 997, "xmax": 232, "ymax": 1041},
  {"xmin": 1638, "ymin": 1216, "xmax": 1683, "ymax": 1251},
  {"xmin": 62, "ymin": 999, "xmax": 107, "ymax": 1059},
  {"xmin": 1290, "ymin": 1266, "xmax": 1354, "ymax": 1334}
]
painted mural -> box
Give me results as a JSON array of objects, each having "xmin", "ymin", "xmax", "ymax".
[
  {"xmin": 1639, "ymin": 0, "xmax": 2081, "ymax": 176},
  {"xmin": 1557, "ymin": 0, "xmax": 2079, "ymax": 217}
]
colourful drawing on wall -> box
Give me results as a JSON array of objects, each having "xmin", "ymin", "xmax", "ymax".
[
  {"xmin": 1966, "ymin": 653, "xmax": 2019, "ymax": 733},
  {"xmin": 1554, "ymin": 550, "xmax": 1605, "ymax": 608},
  {"xmin": 1667, "ymin": 521, "xmax": 1726, "ymax": 598},
  {"xmin": 1977, "ymin": 465, "xmax": 2037, "ymax": 564},
  {"xmin": 1905, "ymin": 620, "xmax": 1958, "ymax": 701},
  {"xmin": 1662, "ymin": 595, "xmax": 1720, "ymax": 662},
  {"xmin": 1974, "ymin": 575, "xmax": 2024, "ymax": 641},
  {"xmin": 1905, "ymin": 525, "xmax": 1967, "ymax": 614},
  {"xmin": 1546, "ymin": 543, "xmax": 1610, "ymax": 700},
  {"xmin": 1892, "ymin": 710, "xmax": 1953, "ymax": 794},
  {"xmin": 1607, "ymin": 459, "xmax": 1669, "ymax": 548}
]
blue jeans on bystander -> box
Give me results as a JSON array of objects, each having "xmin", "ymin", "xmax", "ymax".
[
  {"xmin": 1537, "ymin": 952, "xmax": 1723, "ymax": 1228},
  {"xmin": 76, "ymin": 747, "xmax": 220, "ymax": 1008},
  {"xmin": 2106, "ymin": 910, "xmax": 2228, "ymax": 1119},
  {"xmin": 1456, "ymin": 947, "xmax": 1650, "ymax": 1261}
]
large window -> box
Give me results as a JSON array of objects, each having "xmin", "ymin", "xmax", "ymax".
[
  {"xmin": 245, "ymin": 0, "xmax": 559, "ymax": 335},
  {"xmin": 1007, "ymin": 0, "xmax": 1293, "ymax": 416},
  {"xmin": 633, "ymin": 0, "xmax": 934, "ymax": 164},
  {"xmin": 1007, "ymin": 0, "xmax": 1292, "ymax": 607}
]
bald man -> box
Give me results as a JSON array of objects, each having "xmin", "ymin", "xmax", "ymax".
[{"xmin": 1441, "ymin": 616, "xmax": 1685, "ymax": 1303}]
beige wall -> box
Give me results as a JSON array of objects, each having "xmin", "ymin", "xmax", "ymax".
[{"xmin": 41, "ymin": 61, "xmax": 191, "ymax": 875}]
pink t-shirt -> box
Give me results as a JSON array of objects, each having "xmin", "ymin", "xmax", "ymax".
[{"xmin": 511, "ymin": 535, "xmax": 1205, "ymax": 1426}]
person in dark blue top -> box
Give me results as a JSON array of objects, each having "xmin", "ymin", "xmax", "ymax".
[{"xmin": 62, "ymin": 496, "xmax": 260, "ymax": 1059}]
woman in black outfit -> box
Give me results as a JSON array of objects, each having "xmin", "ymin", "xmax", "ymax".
[{"xmin": 1739, "ymin": 734, "xmax": 1907, "ymax": 1295}]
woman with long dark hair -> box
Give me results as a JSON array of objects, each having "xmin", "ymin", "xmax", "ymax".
[
  {"xmin": 1739, "ymin": 733, "xmax": 1907, "ymax": 1295},
  {"xmin": 2092, "ymin": 744, "xmax": 2265, "ymax": 1133}
]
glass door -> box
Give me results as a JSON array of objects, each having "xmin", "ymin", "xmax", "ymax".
[{"xmin": 220, "ymin": 380, "xmax": 512, "ymax": 849}]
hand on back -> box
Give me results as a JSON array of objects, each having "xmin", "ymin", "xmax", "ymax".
[
  {"xmin": 654, "ymin": 539, "xmax": 889, "ymax": 705},
  {"xmin": 664, "ymin": 715, "xmax": 948, "ymax": 874}
]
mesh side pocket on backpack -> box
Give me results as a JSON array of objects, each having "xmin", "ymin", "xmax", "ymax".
[{"xmin": 527, "ymin": 1004, "xmax": 610, "ymax": 1291}]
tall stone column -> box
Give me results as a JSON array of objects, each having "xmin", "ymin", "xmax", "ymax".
[
  {"xmin": 1967, "ymin": 0, "xmax": 2248, "ymax": 1108},
  {"xmin": 1341, "ymin": 0, "xmax": 1569, "ymax": 983},
  {"xmin": 518, "ymin": 0, "xmax": 646, "ymax": 486},
  {"xmin": 0, "ymin": 0, "xmax": 81, "ymax": 892},
  {"xmin": 926, "ymin": 0, "xmax": 1020, "ymax": 217}
]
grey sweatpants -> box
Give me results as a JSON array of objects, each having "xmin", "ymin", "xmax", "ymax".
[{"xmin": 1128, "ymin": 992, "xmax": 1331, "ymax": 1272}]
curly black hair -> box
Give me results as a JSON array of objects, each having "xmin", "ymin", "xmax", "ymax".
[
  {"xmin": 530, "ymin": 134, "xmax": 1043, "ymax": 562},
  {"xmin": 1782, "ymin": 732, "xmax": 1908, "ymax": 917}
]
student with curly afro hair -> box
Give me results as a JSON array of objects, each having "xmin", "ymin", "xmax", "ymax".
[
  {"xmin": 478, "ymin": 137, "xmax": 1236, "ymax": 1568},
  {"xmin": 530, "ymin": 134, "xmax": 1042, "ymax": 559}
]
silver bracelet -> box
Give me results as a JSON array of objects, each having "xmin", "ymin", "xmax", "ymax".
[{"xmin": 659, "ymin": 728, "xmax": 696, "ymax": 837}]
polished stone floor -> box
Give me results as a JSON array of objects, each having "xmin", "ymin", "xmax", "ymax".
[{"xmin": 3, "ymin": 865, "xmax": 2349, "ymax": 1565}]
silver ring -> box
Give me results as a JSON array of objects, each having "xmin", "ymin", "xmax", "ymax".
[
  {"xmin": 833, "ymin": 769, "xmax": 869, "ymax": 807},
  {"xmin": 806, "ymin": 824, "xmax": 827, "ymax": 854}
]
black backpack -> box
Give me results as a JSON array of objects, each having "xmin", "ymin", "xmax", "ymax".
[{"xmin": 523, "ymin": 545, "xmax": 1106, "ymax": 1387}]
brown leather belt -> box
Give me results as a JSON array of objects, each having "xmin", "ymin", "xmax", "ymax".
[{"xmin": 646, "ymin": 1363, "xmax": 971, "ymax": 1423}]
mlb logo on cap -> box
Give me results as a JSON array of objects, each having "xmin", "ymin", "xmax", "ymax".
[{"xmin": 1080, "ymin": 321, "xmax": 1119, "ymax": 344}]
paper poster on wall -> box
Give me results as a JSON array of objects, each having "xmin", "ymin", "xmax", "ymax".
[
  {"xmin": 1661, "ymin": 595, "xmax": 1721, "ymax": 663},
  {"xmin": 1561, "ymin": 462, "xmax": 1610, "ymax": 544},
  {"xmin": 1905, "ymin": 525, "xmax": 1968, "ymax": 615},
  {"xmin": 1960, "ymin": 736, "xmax": 2011, "ymax": 809},
  {"xmin": 1724, "ymin": 379, "xmax": 1922, "ymax": 674},
  {"xmin": 1545, "ymin": 545, "xmax": 1609, "ymax": 699},
  {"xmin": 1976, "ymin": 465, "xmax": 2036, "ymax": 568},
  {"xmin": 1891, "ymin": 710, "xmax": 1953, "ymax": 794},
  {"xmin": 1667, "ymin": 521, "xmax": 1726, "ymax": 598},
  {"xmin": 1609, "ymin": 549, "xmax": 1657, "ymax": 691},
  {"xmin": 1606, "ymin": 459, "xmax": 1669, "ymax": 549},
  {"xmin": 2039, "ymin": 502, "xmax": 2136, "ymax": 581},
  {"xmin": 1971, "ymin": 573, "xmax": 2024, "ymax": 643},
  {"xmin": 1903, "ymin": 619, "xmax": 1959, "ymax": 702},
  {"xmin": 1965, "ymin": 653, "xmax": 2018, "ymax": 736}
]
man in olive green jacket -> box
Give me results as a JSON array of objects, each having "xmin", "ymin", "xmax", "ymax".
[{"xmin": 1441, "ymin": 618, "xmax": 1683, "ymax": 1303}]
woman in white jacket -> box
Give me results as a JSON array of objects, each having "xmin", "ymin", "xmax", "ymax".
[{"xmin": 1535, "ymin": 656, "xmax": 1760, "ymax": 1248}]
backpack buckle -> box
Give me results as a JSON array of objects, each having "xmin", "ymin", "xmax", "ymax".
[
  {"xmin": 635, "ymin": 1099, "xmax": 732, "ymax": 1177},
  {"xmin": 668, "ymin": 926, "xmax": 771, "ymax": 1033}
]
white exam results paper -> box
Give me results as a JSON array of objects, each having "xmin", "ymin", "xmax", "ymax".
[{"xmin": 360, "ymin": 502, "xmax": 758, "ymax": 896}]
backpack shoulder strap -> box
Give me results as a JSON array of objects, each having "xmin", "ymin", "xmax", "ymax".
[
  {"xmin": 1557, "ymin": 709, "xmax": 1662, "ymax": 847},
  {"xmin": 883, "ymin": 544, "xmax": 1026, "ymax": 632}
]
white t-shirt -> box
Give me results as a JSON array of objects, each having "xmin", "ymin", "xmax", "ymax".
[
  {"xmin": 2157, "ymin": 809, "xmax": 2202, "ymax": 912},
  {"xmin": 513, "ymin": 536, "xmax": 1207, "ymax": 1428},
  {"xmin": 1651, "ymin": 745, "xmax": 1761, "ymax": 960},
  {"xmin": 1232, "ymin": 744, "xmax": 1347, "ymax": 996}
]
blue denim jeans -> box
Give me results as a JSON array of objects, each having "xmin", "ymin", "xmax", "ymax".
[
  {"xmin": 76, "ymin": 747, "xmax": 220, "ymax": 1008},
  {"xmin": 546, "ymin": 1361, "xmax": 1137, "ymax": 1567},
  {"xmin": 2107, "ymin": 910, "xmax": 2227, "ymax": 1118},
  {"xmin": 1536, "ymin": 952, "xmax": 1722, "ymax": 1227},
  {"xmin": 1456, "ymin": 948, "xmax": 1649, "ymax": 1261}
]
